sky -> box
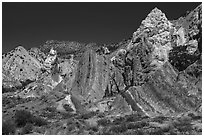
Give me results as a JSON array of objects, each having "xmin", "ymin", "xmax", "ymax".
[{"xmin": 2, "ymin": 2, "xmax": 201, "ymax": 53}]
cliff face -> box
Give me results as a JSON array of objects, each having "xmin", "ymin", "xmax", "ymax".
[
  {"xmin": 70, "ymin": 49, "xmax": 111, "ymax": 103},
  {"xmin": 2, "ymin": 4, "xmax": 202, "ymax": 118}
]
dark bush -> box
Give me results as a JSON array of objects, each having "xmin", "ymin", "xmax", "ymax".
[
  {"xmin": 15, "ymin": 110, "xmax": 47, "ymax": 127},
  {"xmin": 2, "ymin": 87, "xmax": 16, "ymax": 93},
  {"xmin": 125, "ymin": 114, "xmax": 143, "ymax": 122},
  {"xmin": 31, "ymin": 116, "xmax": 48, "ymax": 126},
  {"xmin": 109, "ymin": 124, "xmax": 128, "ymax": 133},
  {"xmin": 98, "ymin": 118, "xmax": 111, "ymax": 126},
  {"xmin": 97, "ymin": 112, "xmax": 105, "ymax": 118},
  {"xmin": 2, "ymin": 119, "xmax": 16, "ymax": 135},
  {"xmin": 21, "ymin": 123, "xmax": 33, "ymax": 134},
  {"xmin": 152, "ymin": 116, "xmax": 168, "ymax": 123},
  {"xmin": 149, "ymin": 128, "xmax": 165, "ymax": 135},
  {"xmin": 112, "ymin": 117, "xmax": 125, "ymax": 125},
  {"xmin": 126, "ymin": 115, "xmax": 136, "ymax": 122},
  {"xmin": 61, "ymin": 112, "xmax": 76, "ymax": 119},
  {"xmin": 78, "ymin": 111, "xmax": 97, "ymax": 119},
  {"xmin": 127, "ymin": 121, "xmax": 149, "ymax": 129},
  {"xmin": 15, "ymin": 110, "xmax": 33, "ymax": 127},
  {"xmin": 45, "ymin": 106, "xmax": 56, "ymax": 113},
  {"xmin": 63, "ymin": 104, "xmax": 74, "ymax": 112},
  {"xmin": 174, "ymin": 121, "xmax": 192, "ymax": 132},
  {"xmin": 89, "ymin": 126, "xmax": 98, "ymax": 132}
]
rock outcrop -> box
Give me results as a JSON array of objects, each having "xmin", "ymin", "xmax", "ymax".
[
  {"xmin": 107, "ymin": 5, "xmax": 202, "ymax": 116},
  {"xmin": 2, "ymin": 46, "xmax": 43, "ymax": 88},
  {"xmin": 2, "ymin": 4, "xmax": 202, "ymax": 119},
  {"xmin": 70, "ymin": 49, "xmax": 110, "ymax": 104}
]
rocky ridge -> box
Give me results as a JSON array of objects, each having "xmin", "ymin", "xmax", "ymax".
[{"xmin": 2, "ymin": 4, "xmax": 202, "ymax": 135}]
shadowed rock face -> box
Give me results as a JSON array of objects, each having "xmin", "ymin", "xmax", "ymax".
[
  {"xmin": 169, "ymin": 4, "xmax": 202, "ymax": 71},
  {"xmin": 2, "ymin": 4, "xmax": 202, "ymax": 118}
]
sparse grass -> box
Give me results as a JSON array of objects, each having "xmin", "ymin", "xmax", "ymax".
[
  {"xmin": 152, "ymin": 116, "xmax": 168, "ymax": 123},
  {"xmin": 77, "ymin": 111, "xmax": 97, "ymax": 119},
  {"xmin": 108, "ymin": 124, "xmax": 128, "ymax": 133},
  {"xmin": 63, "ymin": 104, "xmax": 74, "ymax": 112},
  {"xmin": 112, "ymin": 117, "xmax": 125, "ymax": 125},
  {"xmin": 15, "ymin": 110, "xmax": 47, "ymax": 127},
  {"xmin": 15, "ymin": 110, "xmax": 33, "ymax": 127},
  {"xmin": 173, "ymin": 120, "xmax": 193, "ymax": 132},
  {"xmin": 126, "ymin": 121, "xmax": 148, "ymax": 130},
  {"xmin": 149, "ymin": 128, "xmax": 166, "ymax": 135},
  {"xmin": 97, "ymin": 118, "xmax": 111, "ymax": 126},
  {"xmin": 31, "ymin": 116, "xmax": 48, "ymax": 126},
  {"xmin": 125, "ymin": 113, "xmax": 143, "ymax": 122},
  {"xmin": 61, "ymin": 112, "xmax": 76, "ymax": 119},
  {"xmin": 21, "ymin": 123, "xmax": 33, "ymax": 134},
  {"xmin": 88, "ymin": 126, "xmax": 98, "ymax": 132},
  {"xmin": 2, "ymin": 118, "xmax": 16, "ymax": 135}
]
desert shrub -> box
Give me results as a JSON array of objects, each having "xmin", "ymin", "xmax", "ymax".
[
  {"xmin": 89, "ymin": 126, "xmax": 98, "ymax": 132},
  {"xmin": 15, "ymin": 110, "xmax": 33, "ymax": 127},
  {"xmin": 188, "ymin": 113, "xmax": 202, "ymax": 120},
  {"xmin": 2, "ymin": 87, "xmax": 16, "ymax": 93},
  {"xmin": 141, "ymin": 115, "xmax": 150, "ymax": 119},
  {"xmin": 133, "ymin": 129, "xmax": 145, "ymax": 135},
  {"xmin": 125, "ymin": 114, "xmax": 143, "ymax": 122},
  {"xmin": 109, "ymin": 124, "xmax": 128, "ymax": 133},
  {"xmin": 61, "ymin": 112, "xmax": 76, "ymax": 119},
  {"xmin": 63, "ymin": 104, "xmax": 74, "ymax": 112},
  {"xmin": 20, "ymin": 79, "xmax": 33, "ymax": 88},
  {"xmin": 67, "ymin": 125, "xmax": 75, "ymax": 132},
  {"xmin": 97, "ymin": 112, "xmax": 105, "ymax": 118},
  {"xmin": 45, "ymin": 106, "xmax": 56, "ymax": 112},
  {"xmin": 78, "ymin": 111, "xmax": 97, "ymax": 119},
  {"xmin": 100, "ymin": 127, "xmax": 112, "ymax": 135},
  {"xmin": 152, "ymin": 116, "xmax": 168, "ymax": 123},
  {"xmin": 31, "ymin": 116, "xmax": 48, "ymax": 126},
  {"xmin": 126, "ymin": 115, "xmax": 136, "ymax": 122},
  {"xmin": 98, "ymin": 118, "xmax": 111, "ymax": 126},
  {"xmin": 127, "ymin": 121, "xmax": 149, "ymax": 129},
  {"xmin": 112, "ymin": 117, "xmax": 125, "ymax": 125},
  {"xmin": 173, "ymin": 120, "xmax": 192, "ymax": 132},
  {"xmin": 21, "ymin": 123, "xmax": 33, "ymax": 134},
  {"xmin": 15, "ymin": 110, "xmax": 47, "ymax": 127},
  {"xmin": 2, "ymin": 119, "xmax": 16, "ymax": 135},
  {"xmin": 149, "ymin": 128, "xmax": 166, "ymax": 135}
]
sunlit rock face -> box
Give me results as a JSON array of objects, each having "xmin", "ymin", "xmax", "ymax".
[
  {"xmin": 2, "ymin": 46, "xmax": 43, "ymax": 88},
  {"xmin": 44, "ymin": 47, "xmax": 58, "ymax": 71},
  {"xmin": 108, "ymin": 6, "xmax": 202, "ymax": 116},
  {"xmin": 131, "ymin": 7, "xmax": 173, "ymax": 69}
]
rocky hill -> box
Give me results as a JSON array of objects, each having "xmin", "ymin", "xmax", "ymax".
[{"xmin": 2, "ymin": 4, "xmax": 202, "ymax": 135}]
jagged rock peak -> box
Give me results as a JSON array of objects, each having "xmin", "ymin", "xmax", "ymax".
[
  {"xmin": 9, "ymin": 45, "xmax": 27, "ymax": 54},
  {"xmin": 145, "ymin": 7, "xmax": 168, "ymax": 21},
  {"xmin": 14, "ymin": 45, "xmax": 26, "ymax": 51},
  {"xmin": 3, "ymin": 45, "xmax": 27, "ymax": 58},
  {"xmin": 140, "ymin": 7, "xmax": 171, "ymax": 31}
]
